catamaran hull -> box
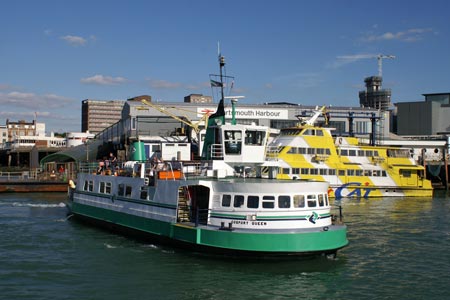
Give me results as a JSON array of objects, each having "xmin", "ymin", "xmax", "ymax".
[{"xmin": 69, "ymin": 201, "xmax": 348, "ymax": 257}]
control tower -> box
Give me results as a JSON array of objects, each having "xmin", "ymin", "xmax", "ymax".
[{"xmin": 359, "ymin": 76, "xmax": 391, "ymax": 111}]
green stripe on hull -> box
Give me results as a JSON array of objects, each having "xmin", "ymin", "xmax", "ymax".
[{"xmin": 72, "ymin": 202, "xmax": 348, "ymax": 254}]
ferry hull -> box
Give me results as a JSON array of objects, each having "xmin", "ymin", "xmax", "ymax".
[{"xmin": 70, "ymin": 201, "xmax": 348, "ymax": 257}]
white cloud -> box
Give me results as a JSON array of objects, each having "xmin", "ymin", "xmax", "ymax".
[
  {"xmin": 80, "ymin": 74, "xmax": 128, "ymax": 85},
  {"xmin": 331, "ymin": 54, "xmax": 378, "ymax": 69},
  {"xmin": 147, "ymin": 79, "xmax": 182, "ymax": 89},
  {"xmin": 61, "ymin": 35, "xmax": 88, "ymax": 46},
  {"xmin": 362, "ymin": 28, "xmax": 434, "ymax": 42},
  {"xmin": 0, "ymin": 91, "xmax": 73, "ymax": 109}
]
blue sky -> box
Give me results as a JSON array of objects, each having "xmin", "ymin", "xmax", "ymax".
[{"xmin": 1, "ymin": 0, "xmax": 449, "ymax": 133}]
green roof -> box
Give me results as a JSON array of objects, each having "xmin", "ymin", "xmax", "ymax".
[{"xmin": 40, "ymin": 139, "xmax": 104, "ymax": 165}]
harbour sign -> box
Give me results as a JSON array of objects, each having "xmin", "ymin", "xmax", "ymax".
[{"xmin": 197, "ymin": 107, "xmax": 288, "ymax": 120}]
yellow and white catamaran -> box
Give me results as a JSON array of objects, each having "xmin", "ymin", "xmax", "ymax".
[{"xmin": 266, "ymin": 106, "xmax": 433, "ymax": 199}]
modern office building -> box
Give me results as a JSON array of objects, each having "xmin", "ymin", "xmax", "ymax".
[{"xmin": 81, "ymin": 99, "xmax": 126, "ymax": 134}]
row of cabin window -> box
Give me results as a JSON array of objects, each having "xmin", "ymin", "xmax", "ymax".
[
  {"xmin": 283, "ymin": 168, "xmax": 387, "ymax": 177},
  {"xmin": 84, "ymin": 180, "xmax": 149, "ymax": 200},
  {"xmin": 287, "ymin": 147, "xmax": 382, "ymax": 157},
  {"xmin": 280, "ymin": 129, "xmax": 325, "ymax": 137},
  {"xmin": 287, "ymin": 147, "xmax": 332, "ymax": 155},
  {"xmin": 221, "ymin": 194, "xmax": 329, "ymax": 209}
]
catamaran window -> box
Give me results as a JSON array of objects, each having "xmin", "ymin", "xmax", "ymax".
[
  {"xmin": 233, "ymin": 195, "xmax": 245, "ymax": 208},
  {"xmin": 245, "ymin": 130, "xmax": 265, "ymax": 145},
  {"xmin": 319, "ymin": 169, "xmax": 327, "ymax": 175},
  {"xmin": 287, "ymin": 147, "xmax": 297, "ymax": 154},
  {"xmin": 99, "ymin": 181, "xmax": 112, "ymax": 194},
  {"xmin": 293, "ymin": 195, "xmax": 305, "ymax": 208},
  {"xmin": 382, "ymin": 171, "xmax": 387, "ymax": 177},
  {"xmin": 301, "ymin": 168, "xmax": 309, "ymax": 175},
  {"xmin": 316, "ymin": 130, "xmax": 324, "ymax": 136},
  {"xmin": 299, "ymin": 148, "xmax": 307, "ymax": 154},
  {"xmin": 349, "ymin": 150, "xmax": 356, "ymax": 156},
  {"xmin": 307, "ymin": 195, "xmax": 317, "ymax": 207},
  {"xmin": 366, "ymin": 150, "xmax": 374, "ymax": 157},
  {"xmin": 140, "ymin": 186, "xmax": 148, "ymax": 200},
  {"xmin": 318, "ymin": 194, "xmax": 325, "ymax": 207},
  {"xmin": 347, "ymin": 169, "xmax": 355, "ymax": 176},
  {"xmin": 374, "ymin": 151, "xmax": 379, "ymax": 156},
  {"xmin": 355, "ymin": 170, "xmax": 363, "ymax": 176},
  {"xmin": 340, "ymin": 149, "xmax": 348, "ymax": 156},
  {"xmin": 278, "ymin": 196, "xmax": 291, "ymax": 208},
  {"xmin": 338, "ymin": 170, "xmax": 345, "ymax": 176},
  {"xmin": 247, "ymin": 196, "xmax": 259, "ymax": 209},
  {"xmin": 364, "ymin": 170, "xmax": 372, "ymax": 176},
  {"xmin": 262, "ymin": 196, "xmax": 275, "ymax": 209},
  {"xmin": 292, "ymin": 168, "xmax": 300, "ymax": 175},
  {"xmin": 282, "ymin": 168, "xmax": 290, "ymax": 174},
  {"xmin": 222, "ymin": 194, "xmax": 231, "ymax": 207},
  {"xmin": 317, "ymin": 148, "xmax": 325, "ymax": 155},
  {"xmin": 373, "ymin": 170, "xmax": 380, "ymax": 177},
  {"xmin": 326, "ymin": 149, "xmax": 331, "ymax": 155},
  {"xmin": 310, "ymin": 168, "xmax": 318, "ymax": 175},
  {"xmin": 401, "ymin": 170, "xmax": 412, "ymax": 178},
  {"xmin": 358, "ymin": 150, "xmax": 364, "ymax": 156},
  {"xmin": 83, "ymin": 180, "xmax": 93, "ymax": 192},
  {"xmin": 303, "ymin": 129, "xmax": 314, "ymax": 136},
  {"xmin": 329, "ymin": 169, "xmax": 336, "ymax": 175}
]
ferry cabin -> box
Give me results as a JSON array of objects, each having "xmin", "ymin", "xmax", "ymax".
[{"xmin": 76, "ymin": 167, "xmax": 335, "ymax": 232}]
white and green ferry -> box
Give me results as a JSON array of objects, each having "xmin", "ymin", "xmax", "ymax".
[{"xmin": 68, "ymin": 55, "xmax": 348, "ymax": 257}]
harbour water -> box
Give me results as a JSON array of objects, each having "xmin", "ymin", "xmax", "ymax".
[{"xmin": 0, "ymin": 192, "xmax": 449, "ymax": 300}]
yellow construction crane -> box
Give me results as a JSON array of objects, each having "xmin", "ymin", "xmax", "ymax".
[{"xmin": 140, "ymin": 100, "xmax": 209, "ymax": 135}]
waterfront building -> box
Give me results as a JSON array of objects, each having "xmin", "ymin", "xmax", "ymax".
[
  {"xmin": 394, "ymin": 93, "xmax": 450, "ymax": 136},
  {"xmin": 0, "ymin": 125, "xmax": 7, "ymax": 149},
  {"xmin": 81, "ymin": 99, "xmax": 125, "ymax": 134}
]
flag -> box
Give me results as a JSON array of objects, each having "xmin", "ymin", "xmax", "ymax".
[{"xmin": 210, "ymin": 79, "xmax": 223, "ymax": 87}]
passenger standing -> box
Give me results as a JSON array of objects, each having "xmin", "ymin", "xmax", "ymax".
[{"xmin": 109, "ymin": 152, "xmax": 117, "ymax": 173}]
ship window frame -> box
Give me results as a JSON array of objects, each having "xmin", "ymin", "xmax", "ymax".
[
  {"xmin": 349, "ymin": 150, "xmax": 356, "ymax": 156},
  {"xmin": 293, "ymin": 195, "xmax": 305, "ymax": 208},
  {"xmin": 262, "ymin": 196, "xmax": 275, "ymax": 209},
  {"xmin": 222, "ymin": 194, "xmax": 231, "ymax": 207},
  {"xmin": 247, "ymin": 195, "xmax": 259, "ymax": 209},
  {"xmin": 301, "ymin": 168, "xmax": 309, "ymax": 175},
  {"xmin": 338, "ymin": 170, "xmax": 345, "ymax": 176},
  {"xmin": 140, "ymin": 186, "xmax": 148, "ymax": 200},
  {"xmin": 83, "ymin": 180, "xmax": 94, "ymax": 192},
  {"xmin": 318, "ymin": 194, "xmax": 325, "ymax": 207},
  {"xmin": 99, "ymin": 181, "xmax": 112, "ymax": 194},
  {"xmin": 278, "ymin": 195, "xmax": 291, "ymax": 208},
  {"xmin": 307, "ymin": 194, "xmax": 317, "ymax": 207},
  {"xmin": 233, "ymin": 195, "xmax": 245, "ymax": 208},
  {"xmin": 340, "ymin": 149, "xmax": 348, "ymax": 156}
]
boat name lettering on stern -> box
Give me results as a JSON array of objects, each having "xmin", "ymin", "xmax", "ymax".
[{"xmin": 231, "ymin": 220, "xmax": 268, "ymax": 226}]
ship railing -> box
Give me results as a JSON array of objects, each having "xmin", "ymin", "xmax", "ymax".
[
  {"xmin": 331, "ymin": 205, "xmax": 344, "ymax": 225},
  {"xmin": 0, "ymin": 171, "xmax": 38, "ymax": 181},
  {"xmin": 210, "ymin": 144, "xmax": 224, "ymax": 160}
]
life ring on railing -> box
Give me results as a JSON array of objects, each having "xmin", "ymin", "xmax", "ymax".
[{"xmin": 338, "ymin": 137, "xmax": 342, "ymax": 145}]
